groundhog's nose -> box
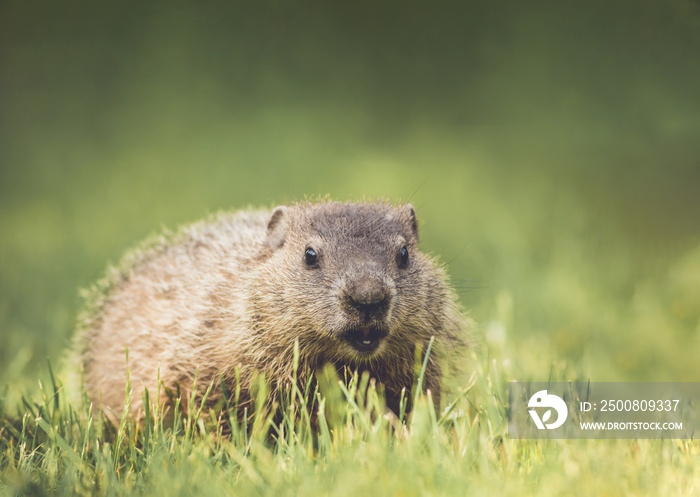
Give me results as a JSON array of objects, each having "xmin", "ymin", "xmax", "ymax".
[{"xmin": 346, "ymin": 277, "xmax": 390, "ymax": 318}]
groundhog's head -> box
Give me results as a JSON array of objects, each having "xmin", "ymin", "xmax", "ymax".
[{"xmin": 249, "ymin": 201, "xmax": 447, "ymax": 364}]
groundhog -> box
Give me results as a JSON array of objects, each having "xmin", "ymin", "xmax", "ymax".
[{"xmin": 76, "ymin": 200, "xmax": 469, "ymax": 423}]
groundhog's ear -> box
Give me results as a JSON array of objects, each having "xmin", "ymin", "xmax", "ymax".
[
  {"xmin": 267, "ymin": 206, "xmax": 289, "ymax": 250},
  {"xmin": 401, "ymin": 203, "xmax": 419, "ymax": 241}
]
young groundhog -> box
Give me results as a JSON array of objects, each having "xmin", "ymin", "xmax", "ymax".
[{"xmin": 76, "ymin": 200, "xmax": 469, "ymax": 422}]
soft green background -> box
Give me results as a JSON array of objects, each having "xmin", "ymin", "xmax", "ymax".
[{"xmin": 1, "ymin": 0, "xmax": 699, "ymax": 390}]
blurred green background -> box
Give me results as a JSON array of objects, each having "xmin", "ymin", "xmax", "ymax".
[{"xmin": 1, "ymin": 0, "xmax": 699, "ymax": 390}]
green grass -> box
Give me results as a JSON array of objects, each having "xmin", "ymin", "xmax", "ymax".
[
  {"xmin": 1, "ymin": 349, "xmax": 700, "ymax": 496},
  {"xmin": 2, "ymin": 162, "xmax": 700, "ymax": 496}
]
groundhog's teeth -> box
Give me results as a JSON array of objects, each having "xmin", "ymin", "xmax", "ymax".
[{"xmin": 362, "ymin": 340, "xmax": 372, "ymax": 345}]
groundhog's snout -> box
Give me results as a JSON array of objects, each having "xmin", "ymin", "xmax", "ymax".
[
  {"xmin": 339, "ymin": 268, "xmax": 395, "ymax": 354},
  {"xmin": 346, "ymin": 277, "xmax": 391, "ymax": 318}
]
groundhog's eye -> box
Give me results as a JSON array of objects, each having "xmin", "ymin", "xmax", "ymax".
[
  {"xmin": 304, "ymin": 247, "xmax": 318, "ymax": 267},
  {"xmin": 398, "ymin": 245, "xmax": 409, "ymax": 268}
]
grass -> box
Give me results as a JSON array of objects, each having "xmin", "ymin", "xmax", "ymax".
[
  {"xmin": 2, "ymin": 183, "xmax": 700, "ymax": 495},
  {"xmin": 1, "ymin": 347, "xmax": 699, "ymax": 496},
  {"xmin": 3, "ymin": 165, "xmax": 700, "ymax": 496}
]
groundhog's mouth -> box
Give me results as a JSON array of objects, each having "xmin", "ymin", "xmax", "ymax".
[{"xmin": 343, "ymin": 327, "xmax": 387, "ymax": 353}]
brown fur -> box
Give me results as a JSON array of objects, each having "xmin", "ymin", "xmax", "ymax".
[{"xmin": 76, "ymin": 200, "xmax": 470, "ymax": 422}]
